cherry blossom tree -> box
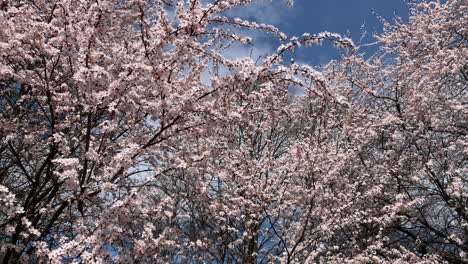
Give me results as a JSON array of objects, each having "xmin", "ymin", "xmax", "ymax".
[
  {"xmin": 0, "ymin": 0, "xmax": 465, "ymax": 263},
  {"xmin": 0, "ymin": 0, "xmax": 352, "ymax": 263},
  {"xmin": 314, "ymin": 0, "xmax": 467, "ymax": 262}
]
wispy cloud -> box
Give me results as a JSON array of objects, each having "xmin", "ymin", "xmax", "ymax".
[
  {"xmin": 226, "ymin": 0, "xmax": 296, "ymax": 27},
  {"xmin": 220, "ymin": 1, "xmax": 298, "ymax": 61}
]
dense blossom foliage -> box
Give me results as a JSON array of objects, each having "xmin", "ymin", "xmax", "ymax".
[
  {"xmin": 319, "ymin": 1, "xmax": 467, "ymax": 262},
  {"xmin": 0, "ymin": 0, "xmax": 466, "ymax": 263}
]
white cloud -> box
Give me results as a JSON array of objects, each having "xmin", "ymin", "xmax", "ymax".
[
  {"xmin": 221, "ymin": 1, "xmax": 298, "ymax": 61},
  {"xmin": 227, "ymin": 0, "xmax": 295, "ymax": 27}
]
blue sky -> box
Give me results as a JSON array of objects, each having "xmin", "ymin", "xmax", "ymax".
[{"xmin": 226, "ymin": 0, "xmax": 410, "ymax": 66}]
